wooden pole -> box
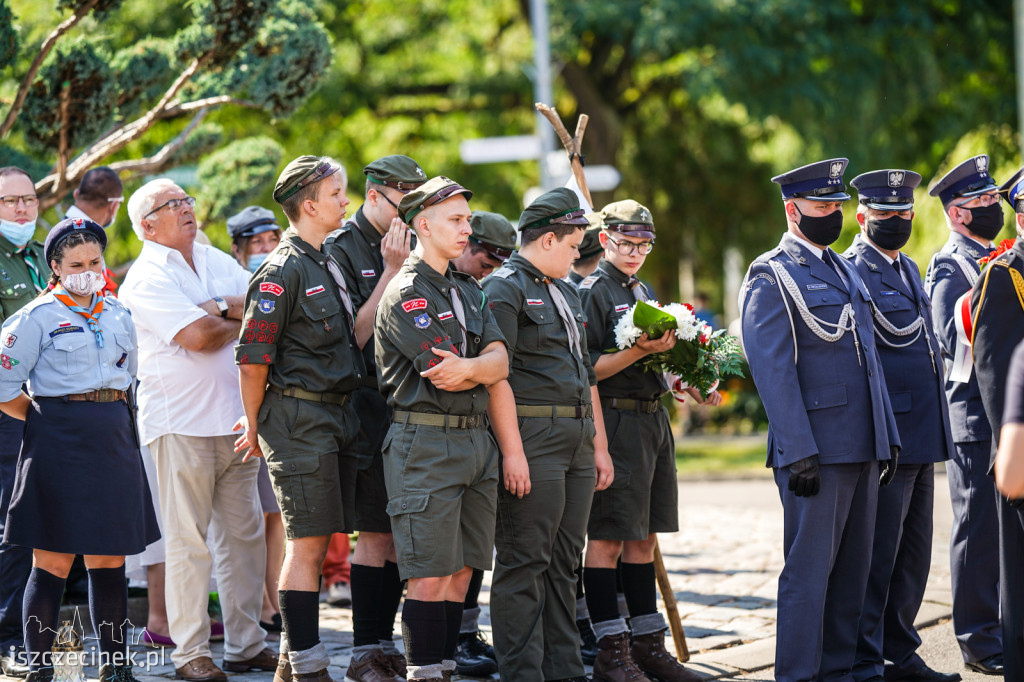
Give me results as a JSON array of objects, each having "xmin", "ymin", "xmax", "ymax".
[{"xmin": 535, "ymin": 100, "xmax": 690, "ymax": 661}]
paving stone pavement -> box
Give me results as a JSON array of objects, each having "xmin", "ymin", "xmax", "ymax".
[{"xmin": 57, "ymin": 469, "xmax": 962, "ymax": 681}]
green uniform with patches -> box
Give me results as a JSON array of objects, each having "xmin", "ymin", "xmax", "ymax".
[
  {"xmin": 482, "ymin": 252, "xmax": 597, "ymax": 681},
  {"xmin": 0, "ymin": 235, "xmax": 49, "ymax": 323},
  {"xmin": 579, "ymin": 261, "xmax": 679, "ymax": 541},
  {"xmin": 327, "ymin": 207, "xmax": 408, "ymax": 532},
  {"xmin": 235, "ymin": 228, "xmax": 365, "ymax": 540},
  {"xmin": 374, "ymin": 252, "xmax": 505, "ymax": 580}
]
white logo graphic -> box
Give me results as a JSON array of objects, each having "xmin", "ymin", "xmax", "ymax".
[
  {"xmin": 639, "ymin": 208, "xmax": 649, "ymax": 221},
  {"xmin": 976, "ymin": 156, "xmax": 988, "ymax": 173},
  {"xmin": 888, "ymin": 171, "xmax": 904, "ymax": 187},
  {"xmin": 16, "ymin": 610, "xmax": 166, "ymax": 674},
  {"xmin": 829, "ymin": 162, "xmax": 843, "ymax": 179}
]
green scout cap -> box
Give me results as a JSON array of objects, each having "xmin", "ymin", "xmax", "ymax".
[
  {"xmin": 469, "ymin": 211, "xmax": 516, "ymax": 261},
  {"xmin": 577, "ymin": 226, "xmax": 604, "ymax": 259},
  {"xmin": 601, "ymin": 199, "xmax": 655, "ymax": 240},
  {"xmin": 518, "ymin": 187, "xmax": 590, "ymax": 232},
  {"xmin": 398, "ymin": 176, "xmax": 473, "ymax": 224},
  {"xmin": 363, "ymin": 155, "xmax": 427, "ymax": 192},
  {"xmin": 274, "ymin": 156, "xmax": 342, "ymax": 204}
]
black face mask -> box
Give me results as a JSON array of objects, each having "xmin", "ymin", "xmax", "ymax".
[
  {"xmin": 965, "ymin": 203, "xmax": 1004, "ymax": 241},
  {"xmin": 865, "ymin": 215, "xmax": 913, "ymax": 251},
  {"xmin": 795, "ymin": 204, "xmax": 843, "ymax": 247}
]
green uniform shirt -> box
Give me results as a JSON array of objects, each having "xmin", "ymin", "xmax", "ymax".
[
  {"xmin": 579, "ymin": 260, "xmax": 664, "ymax": 401},
  {"xmin": 374, "ymin": 252, "xmax": 505, "ymax": 415},
  {"xmin": 482, "ymin": 252, "xmax": 596, "ymax": 404},
  {"xmin": 0, "ymin": 236, "xmax": 49, "ymax": 324},
  {"xmin": 235, "ymin": 228, "xmax": 365, "ymax": 393}
]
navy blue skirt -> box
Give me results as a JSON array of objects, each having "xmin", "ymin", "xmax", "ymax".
[{"xmin": 3, "ymin": 397, "xmax": 160, "ymax": 555}]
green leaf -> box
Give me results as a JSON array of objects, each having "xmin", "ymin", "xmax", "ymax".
[{"xmin": 631, "ymin": 300, "xmax": 677, "ymax": 339}]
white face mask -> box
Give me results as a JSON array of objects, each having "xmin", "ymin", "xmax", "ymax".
[{"xmin": 61, "ymin": 270, "xmax": 105, "ymax": 296}]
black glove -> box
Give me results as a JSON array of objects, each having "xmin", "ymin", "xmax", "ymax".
[
  {"xmin": 879, "ymin": 446, "xmax": 899, "ymax": 487},
  {"xmin": 788, "ymin": 455, "xmax": 820, "ymax": 497}
]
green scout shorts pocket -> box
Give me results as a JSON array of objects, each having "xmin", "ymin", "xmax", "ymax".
[
  {"xmin": 386, "ymin": 493, "xmax": 436, "ymax": 563},
  {"xmin": 268, "ymin": 454, "xmax": 320, "ymax": 513}
]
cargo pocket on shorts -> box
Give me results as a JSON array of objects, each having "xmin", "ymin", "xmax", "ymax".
[
  {"xmin": 386, "ymin": 493, "xmax": 435, "ymax": 563},
  {"xmin": 267, "ymin": 454, "xmax": 320, "ymax": 514}
]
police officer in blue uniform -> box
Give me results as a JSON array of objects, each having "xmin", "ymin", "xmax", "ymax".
[
  {"xmin": 740, "ymin": 158, "xmax": 900, "ymax": 682},
  {"xmin": 969, "ymin": 166, "xmax": 1024, "ymax": 681},
  {"xmin": 841, "ymin": 170, "xmax": 959, "ymax": 682},
  {"xmin": 923, "ymin": 155, "xmax": 1004, "ymax": 675}
]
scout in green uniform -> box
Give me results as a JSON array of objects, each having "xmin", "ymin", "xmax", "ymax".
[
  {"xmin": 482, "ymin": 187, "xmax": 614, "ymax": 682},
  {"xmin": 0, "ymin": 166, "xmax": 47, "ymax": 680},
  {"xmin": 579, "ymin": 200, "xmax": 714, "ymax": 682},
  {"xmin": 448, "ymin": 208, "xmax": 516, "ymax": 677},
  {"xmin": 451, "ymin": 210, "xmax": 516, "ymax": 280},
  {"xmin": 327, "ymin": 155, "xmax": 424, "ymax": 682},
  {"xmin": 234, "ymin": 156, "xmax": 366, "ymax": 682},
  {"xmin": 568, "ymin": 214, "xmax": 604, "ymax": 287},
  {"xmin": 374, "ymin": 176, "xmax": 509, "ymax": 682}
]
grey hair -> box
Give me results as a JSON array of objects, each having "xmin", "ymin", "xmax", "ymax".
[{"xmin": 128, "ymin": 178, "xmax": 182, "ymax": 240}]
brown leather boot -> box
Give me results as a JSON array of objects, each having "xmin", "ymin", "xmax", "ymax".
[
  {"xmin": 593, "ymin": 632, "xmax": 653, "ymax": 682},
  {"xmin": 631, "ymin": 630, "xmax": 701, "ymax": 682},
  {"xmin": 273, "ymin": 654, "xmax": 291, "ymax": 682}
]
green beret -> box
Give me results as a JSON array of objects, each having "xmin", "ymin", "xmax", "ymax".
[
  {"xmin": 363, "ymin": 155, "xmax": 427, "ymax": 192},
  {"xmin": 469, "ymin": 211, "xmax": 516, "ymax": 260},
  {"xmin": 576, "ymin": 226, "xmax": 604, "ymax": 259},
  {"xmin": 274, "ymin": 156, "xmax": 342, "ymax": 204},
  {"xmin": 398, "ymin": 176, "xmax": 473, "ymax": 224},
  {"xmin": 601, "ymin": 199, "xmax": 655, "ymax": 239},
  {"xmin": 518, "ymin": 187, "xmax": 590, "ymax": 232}
]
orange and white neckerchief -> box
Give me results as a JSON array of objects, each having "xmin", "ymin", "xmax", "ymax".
[{"xmin": 52, "ymin": 286, "xmax": 105, "ymax": 348}]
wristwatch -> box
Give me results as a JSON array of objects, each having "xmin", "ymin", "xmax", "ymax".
[{"xmin": 212, "ymin": 296, "xmax": 228, "ymax": 318}]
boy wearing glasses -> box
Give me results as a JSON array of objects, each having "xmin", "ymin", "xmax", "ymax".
[{"xmin": 577, "ymin": 200, "xmax": 706, "ymax": 682}]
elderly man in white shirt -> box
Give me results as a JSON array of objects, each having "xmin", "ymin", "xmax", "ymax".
[{"xmin": 119, "ymin": 179, "xmax": 276, "ymax": 682}]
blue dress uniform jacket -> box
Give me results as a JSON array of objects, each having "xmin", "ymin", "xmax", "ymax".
[
  {"xmin": 842, "ymin": 237, "xmax": 954, "ymax": 465},
  {"xmin": 925, "ymin": 232, "xmax": 992, "ymax": 443},
  {"xmin": 741, "ymin": 232, "xmax": 900, "ymax": 468}
]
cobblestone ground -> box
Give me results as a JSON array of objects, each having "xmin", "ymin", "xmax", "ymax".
[{"xmin": 62, "ymin": 470, "xmax": 960, "ymax": 681}]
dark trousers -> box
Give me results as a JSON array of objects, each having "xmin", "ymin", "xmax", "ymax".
[
  {"xmin": 853, "ymin": 464, "xmax": 934, "ymax": 680},
  {"xmin": 0, "ymin": 413, "xmax": 31, "ymax": 651},
  {"xmin": 946, "ymin": 441, "xmax": 1001, "ymax": 662},
  {"xmin": 998, "ymin": 499, "xmax": 1024, "ymax": 681},
  {"xmin": 774, "ymin": 461, "xmax": 877, "ymax": 682}
]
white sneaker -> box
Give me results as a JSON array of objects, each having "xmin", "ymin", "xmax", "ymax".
[{"xmin": 327, "ymin": 581, "xmax": 352, "ymax": 607}]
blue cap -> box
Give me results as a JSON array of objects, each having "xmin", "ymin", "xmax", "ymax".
[
  {"xmin": 44, "ymin": 217, "xmax": 107, "ymax": 265},
  {"xmin": 771, "ymin": 158, "xmax": 851, "ymax": 201},
  {"xmin": 227, "ymin": 206, "xmax": 280, "ymax": 240},
  {"xmin": 928, "ymin": 155, "xmax": 998, "ymax": 205},
  {"xmin": 998, "ymin": 165, "xmax": 1024, "ymax": 212},
  {"xmin": 851, "ymin": 169, "xmax": 922, "ymax": 211}
]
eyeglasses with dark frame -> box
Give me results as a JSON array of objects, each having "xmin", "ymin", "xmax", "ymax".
[
  {"xmin": 606, "ymin": 234, "xmax": 654, "ymax": 256},
  {"xmin": 145, "ymin": 196, "xmax": 197, "ymax": 219},
  {"xmin": 954, "ymin": 191, "xmax": 999, "ymax": 208},
  {"xmin": 0, "ymin": 195, "xmax": 39, "ymax": 209}
]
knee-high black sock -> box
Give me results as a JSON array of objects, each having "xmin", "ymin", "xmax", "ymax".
[
  {"xmin": 23, "ymin": 568, "xmax": 66, "ymax": 671},
  {"xmin": 575, "ymin": 553, "xmax": 585, "ymax": 601},
  {"xmin": 278, "ymin": 590, "xmax": 320, "ymax": 652},
  {"xmin": 351, "ymin": 564, "xmax": 383, "ymax": 647},
  {"xmin": 401, "ymin": 600, "xmax": 445, "ymax": 666},
  {"xmin": 462, "ymin": 569, "xmax": 483, "ymax": 610},
  {"xmin": 87, "ymin": 566, "xmax": 128, "ymax": 664},
  {"xmin": 377, "ymin": 561, "xmax": 404, "ymax": 643},
  {"xmin": 583, "ymin": 567, "xmax": 620, "ymax": 624},
  {"xmin": 620, "ymin": 562, "xmax": 657, "ymax": 617},
  {"xmin": 442, "ymin": 601, "xmax": 463, "ymax": 660}
]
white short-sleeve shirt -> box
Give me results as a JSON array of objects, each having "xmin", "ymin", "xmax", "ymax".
[{"xmin": 119, "ymin": 240, "xmax": 250, "ymax": 444}]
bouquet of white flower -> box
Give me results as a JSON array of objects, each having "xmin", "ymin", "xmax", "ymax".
[{"xmin": 612, "ymin": 300, "xmax": 744, "ymax": 400}]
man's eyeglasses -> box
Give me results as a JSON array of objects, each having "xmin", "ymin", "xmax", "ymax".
[
  {"xmin": 0, "ymin": 195, "xmax": 38, "ymax": 209},
  {"xmin": 145, "ymin": 196, "xmax": 196, "ymax": 219},
  {"xmin": 607, "ymin": 235, "xmax": 654, "ymax": 256},
  {"xmin": 955, "ymin": 191, "xmax": 999, "ymax": 208}
]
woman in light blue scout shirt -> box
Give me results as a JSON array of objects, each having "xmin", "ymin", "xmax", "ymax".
[{"xmin": 0, "ymin": 218, "xmax": 158, "ymax": 682}]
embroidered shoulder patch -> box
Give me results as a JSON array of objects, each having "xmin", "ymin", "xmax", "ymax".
[
  {"xmin": 579, "ymin": 275, "xmax": 599, "ymax": 289},
  {"xmin": 305, "ymin": 285, "xmax": 326, "ymax": 296},
  {"xmin": 402, "ymin": 298, "xmax": 428, "ymax": 313},
  {"xmin": 260, "ymin": 282, "xmax": 284, "ymax": 296},
  {"xmin": 614, "ymin": 303, "xmax": 630, "ymax": 312},
  {"xmin": 414, "ymin": 313, "xmax": 430, "ymax": 329},
  {"xmin": 526, "ymin": 298, "xmax": 545, "ymax": 306},
  {"xmin": 0, "ymin": 353, "xmax": 17, "ymax": 370},
  {"xmin": 361, "ymin": 269, "xmax": 376, "ymax": 278},
  {"xmin": 3, "ymin": 333, "xmax": 14, "ymax": 348},
  {"xmin": 438, "ymin": 311, "xmax": 454, "ymax": 321},
  {"xmin": 257, "ymin": 299, "xmax": 276, "ymax": 314},
  {"xmin": 746, "ymin": 272, "xmax": 776, "ymax": 289}
]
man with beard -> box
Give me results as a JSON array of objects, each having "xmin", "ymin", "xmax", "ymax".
[
  {"xmin": 842, "ymin": 169, "xmax": 959, "ymax": 682},
  {"xmin": 924, "ymin": 155, "xmax": 1004, "ymax": 675},
  {"xmin": 740, "ymin": 158, "xmax": 900, "ymax": 682}
]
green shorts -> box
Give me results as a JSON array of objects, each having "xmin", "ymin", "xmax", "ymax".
[
  {"xmin": 257, "ymin": 392, "xmax": 359, "ymax": 539},
  {"xmin": 382, "ymin": 422, "xmax": 499, "ymax": 580},
  {"xmin": 351, "ymin": 387, "xmax": 393, "ymax": 534},
  {"xmin": 587, "ymin": 406, "xmax": 679, "ymax": 541}
]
